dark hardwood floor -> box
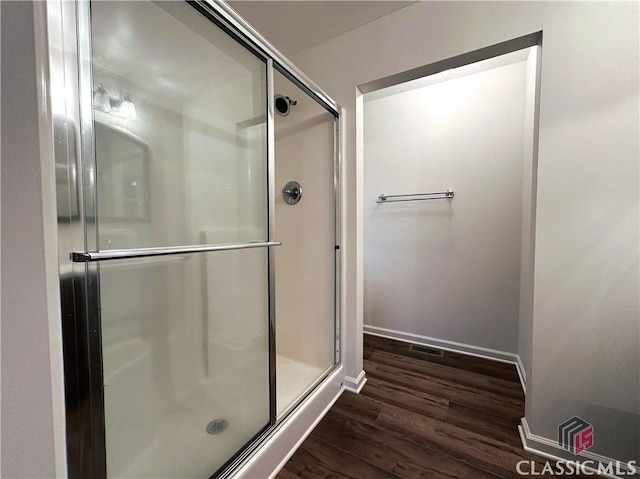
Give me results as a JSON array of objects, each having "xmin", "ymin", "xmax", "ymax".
[{"xmin": 277, "ymin": 334, "xmax": 571, "ymax": 479}]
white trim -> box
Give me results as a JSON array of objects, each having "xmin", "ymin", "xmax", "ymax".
[
  {"xmin": 233, "ymin": 367, "xmax": 345, "ymax": 479},
  {"xmin": 364, "ymin": 325, "xmax": 519, "ymax": 364},
  {"xmin": 344, "ymin": 370, "xmax": 367, "ymax": 394},
  {"xmin": 515, "ymin": 354, "xmax": 527, "ymax": 395},
  {"xmin": 354, "ymin": 90, "xmax": 365, "ymax": 381},
  {"xmin": 519, "ymin": 418, "xmax": 639, "ymax": 478},
  {"xmin": 35, "ymin": 2, "xmax": 68, "ymax": 477}
]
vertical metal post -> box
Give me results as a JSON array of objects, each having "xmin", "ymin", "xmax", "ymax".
[
  {"xmin": 76, "ymin": 0, "xmax": 107, "ymax": 477},
  {"xmin": 333, "ymin": 114, "xmax": 342, "ymax": 366},
  {"xmin": 49, "ymin": 0, "xmax": 106, "ymax": 476}
]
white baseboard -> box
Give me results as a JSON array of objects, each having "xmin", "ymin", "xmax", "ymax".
[
  {"xmin": 344, "ymin": 370, "xmax": 367, "ymax": 393},
  {"xmin": 233, "ymin": 366, "xmax": 345, "ymax": 479},
  {"xmin": 515, "ymin": 354, "xmax": 527, "ymax": 395},
  {"xmin": 364, "ymin": 325, "xmax": 519, "ymax": 363},
  {"xmin": 519, "ymin": 418, "xmax": 639, "ymax": 478}
]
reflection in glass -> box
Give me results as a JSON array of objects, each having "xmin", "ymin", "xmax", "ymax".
[
  {"xmin": 96, "ymin": 123, "xmax": 150, "ymax": 222},
  {"xmin": 93, "ymin": 84, "xmax": 110, "ymax": 112},
  {"xmin": 101, "ymin": 249, "xmax": 270, "ymax": 478},
  {"xmin": 89, "ymin": 2, "xmax": 272, "ymax": 477},
  {"xmin": 91, "ymin": 0, "xmax": 267, "ymax": 251},
  {"xmin": 114, "ymin": 94, "xmax": 138, "ymax": 121}
]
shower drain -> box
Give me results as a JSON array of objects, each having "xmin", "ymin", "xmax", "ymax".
[{"xmin": 206, "ymin": 419, "xmax": 228, "ymax": 435}]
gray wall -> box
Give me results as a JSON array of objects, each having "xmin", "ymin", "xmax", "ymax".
[
  {"xmin": 292, "ymin": 0, "xmax": 639, "ymax": 464},
  {"xmin": 1, "ymin": 2, "xmax": 59, "ymax": 477}
]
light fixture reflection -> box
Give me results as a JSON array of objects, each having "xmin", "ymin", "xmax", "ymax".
[
  {"xmin": 116, "ymin": 94, "xmax": 138, "ymax": 121},
  {"xmin": 93, "ymin": 84, "xmax": 111, "ymax": 112},
  {"xmin": 93, "ymin": 85, "xmax": 138, "ymax": 121}
]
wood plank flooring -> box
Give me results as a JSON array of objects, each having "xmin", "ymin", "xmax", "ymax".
[{"xmin": 277, "ymin": 334, "xmax": 571, "ymax": 479}]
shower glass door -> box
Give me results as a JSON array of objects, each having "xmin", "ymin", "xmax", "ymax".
[
  {"xmin": 85, "ymin": 2, "xmax": 272, "ymax": 477},
  {"xmin": 273, "ymin": 69, "xmax": 338, "ymax": 417}
]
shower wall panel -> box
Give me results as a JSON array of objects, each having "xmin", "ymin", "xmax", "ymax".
[{"xmin": 274, "ymin": 71, "xmax": 336, "ymax": 414}]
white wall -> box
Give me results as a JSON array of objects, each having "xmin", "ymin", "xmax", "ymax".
[
  {"xmin": 363, "ymin": 59, "xmax": 527, "ymax": 355},
  {"xmin": 1, "ymin": 2, "xmax": 60, "ymax": 477},
  {"xmin": 292, "ymin": 0, "xmax": 639, "ymax": 464}
]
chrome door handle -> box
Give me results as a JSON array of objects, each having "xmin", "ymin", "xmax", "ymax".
[{"xmin": 71, "ymin": 240, "xmax": 282, "ymax": 262}]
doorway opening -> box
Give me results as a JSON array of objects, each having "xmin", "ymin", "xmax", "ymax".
[{"xmin": 357, "ymin": 34, "xmax": 542, "ymax": 392}]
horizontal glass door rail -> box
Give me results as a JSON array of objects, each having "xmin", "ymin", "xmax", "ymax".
[{"xmin": 72, "ymin": 241, "xmax": 282, "ymax": 263}]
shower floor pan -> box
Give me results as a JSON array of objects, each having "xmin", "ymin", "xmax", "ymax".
[{"xmin": 111, "ymin": 354, "xmax": 325, "ymax": 478}]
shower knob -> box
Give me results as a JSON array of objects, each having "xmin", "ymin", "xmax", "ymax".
[{"xmin": 282, "ymin": 181, "xmax": 303, "ymax": 205}]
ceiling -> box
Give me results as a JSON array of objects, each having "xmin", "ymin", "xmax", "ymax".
[{"xmin": 228, "ymin": 1, "xmax": 416, "ymax": 57}]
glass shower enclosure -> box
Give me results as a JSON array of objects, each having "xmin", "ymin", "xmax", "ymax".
[{"xmin": 49, "ymin": 1, "xmax": 340, "ymax": 478}]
